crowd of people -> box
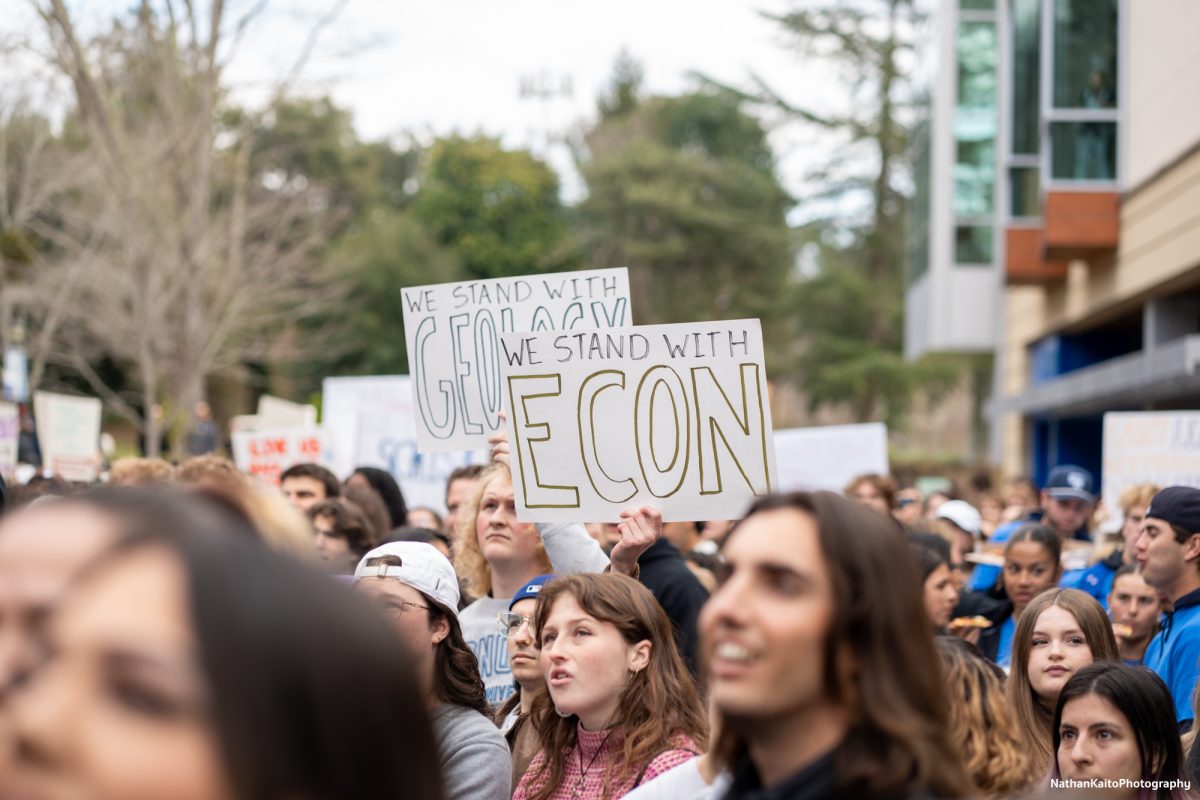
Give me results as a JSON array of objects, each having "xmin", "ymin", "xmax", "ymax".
[{"xmin": 0, "ymin": 441, "xmax": 1198, "ymax": 800}]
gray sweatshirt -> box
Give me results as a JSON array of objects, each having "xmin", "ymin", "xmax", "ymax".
[
  {"xmin": 461, "ymin": 522, "xmax": 610, "ymax": 706},
  {"xmin": 431, "ymin": 703, "xmax": 513, "ymax": 800}
]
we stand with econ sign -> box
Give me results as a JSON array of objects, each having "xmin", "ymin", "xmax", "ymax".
[
  {"xmin": 401, "ymin": 268, "xmax": 631, "ymax": 453},
  {"xmin": 500, "ymin": 318, "xmax": 778, "ymax": 523}
]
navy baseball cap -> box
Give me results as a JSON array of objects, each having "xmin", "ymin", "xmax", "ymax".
[
  {"xmin": 509, "ymin": 574, "xmax": 555, "ymax": 611},
  {"xmin": 1146, "ymin": 487, "xmax": 1200, "ymax": 534},
  {"xmin": 1044, "ymin": 465, "xmax": 1096, "ymax": 504}
]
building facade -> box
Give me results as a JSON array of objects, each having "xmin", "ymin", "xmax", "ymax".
[{"xmin": 908, "ymin": 0, "xmax": 1200, "ymax": 485}]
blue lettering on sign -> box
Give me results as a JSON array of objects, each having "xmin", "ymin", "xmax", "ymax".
[{"xmin": 373, "ymin": 437, "xmax": 486, "ymax": 482}]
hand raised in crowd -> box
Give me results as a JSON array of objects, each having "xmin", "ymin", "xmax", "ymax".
[
  {"xmin": 609, "ymin": 505, "xmax": 663, "ymax": 577},
  {"xmin": 488, "ymin": 411, "xmax": 509, "ymax": 465}
]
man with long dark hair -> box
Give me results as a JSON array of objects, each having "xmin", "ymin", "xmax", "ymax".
[
  {"xmin": 355, "ymin": 541, "xmax": 511, "ymax": 800},
  {"xmin": 701, "ymin": 491, "xmax": 973, "ymax": 799}
]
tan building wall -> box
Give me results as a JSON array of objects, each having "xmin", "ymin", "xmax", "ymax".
[
  {"xmin": 999, "ymin": 147, "xmax": 1200, "ymax": 475},
  {"xmin": 997, "ymin": 0, "xmax": 1200, "ymax": 476},
  {"xmin": 1124, "ymin": 0, "xmax": 1200, "ymax": 190}
]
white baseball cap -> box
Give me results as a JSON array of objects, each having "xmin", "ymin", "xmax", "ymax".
[
  {"xmin": 354, "ymin": 542, "xmax": 460, "ymax": 614},
  {"xmin": 935, "ymin": 500, "xmax": 983, "ymax": 537}
]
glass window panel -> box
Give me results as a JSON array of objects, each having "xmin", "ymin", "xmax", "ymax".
[
  {"xmin": 957, "ymin": 22, "xmax": 998, "ymax": 108},
  {"xmin": 960, "ymin": 0, "xmax": 995, "ymax": 10},
  {"xmin": 1010, "ymin": 167, "xmax": 1042, "ymax": 217},
  {"xmin": 955, "ymin": 21, "xmax": 997, "ymax": 216},
  {"xmin": 1011, "ymin": 0, "xmax": 1041, "ymax": 155},
  {"xmin": 955, "ymin": 226, "xmax": 994, "ymax": 264},
  {"xmin": 954, "ymin": 138, "xmax": 995, "ymax": 216},
  {"xmin": 1052, "ymin": 0, "xmax": 1118, "ymax": 109},
  {"xmin": 1050, "ymin": 121, "xmax": 1117, "ymax": 180}
]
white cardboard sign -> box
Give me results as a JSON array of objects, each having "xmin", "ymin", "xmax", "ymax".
[
  {"xmin": 773, "ymin": 423, "xmax": 890, "ymax": 493},
  {"xmin": 321, "ymin": 376, "xmax": 488, "ymax": 513},
  {"xmin": 1103, "ymin": 412, "xmax": 1200, "ymax": 512},
  {"xmin": 256, "ymin": 395, "xmax": 317, "ymax": 429},
  {"xmin": 500, "ymin": 319, "xmax": 778, "ymax": 522},
  {"xmin": 0, "ymin": 402, "xmax": 19, "ymax": 478},
  {"xmin": 401, "ymin": 268, "xmax": 631, "ymax": 453},
  {"xmin": 231, "ymin": 428, "xmax": 330, "ymax": 486},
  {"xmin": 33, "ymin": 391, "xmax": 102, "ymax": 482}
]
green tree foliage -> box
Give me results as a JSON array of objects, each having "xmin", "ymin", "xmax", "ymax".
[
  {"xmin": 242, "ymin": 97, "xmax": 419, "ymax": 223},
  {"xmin": 318, "ymin": 210, "xmax": 463, "ymax": 377},
  {"xmin": 411, "ymin": 136, "xmax": 576, "ymax": 280},
  {"xmin": 578, "ymin": 71, "xmax": 794, "ymax": 364}
]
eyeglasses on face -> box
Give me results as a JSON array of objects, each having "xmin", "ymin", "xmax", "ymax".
[
  {"xmin": 496, "ymin": 612, "xmax": 534, "ymax": 637},
  {"xmin": 377, "ymin": 600, "xmax": 430, "ymax": 619}
]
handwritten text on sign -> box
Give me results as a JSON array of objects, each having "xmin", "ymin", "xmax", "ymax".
[
  {"xmin": 500, "ymin": 319, "xmax": 778, "ymax": 522},
  {"xmin": 1103, "ymin": 412, "xmax": 1200, "ymax": 513},
  {"xmin": 231, "ymin": 429, "xmax": 329, "ymax": 486},
  {"xmin": 401, "ymin": 268, "xmax": 631, "ymax": 452}
]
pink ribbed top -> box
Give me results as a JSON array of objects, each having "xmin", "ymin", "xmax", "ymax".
[{"xmin": 512, "ymin": 724, "xmax": 698, "ymax": 800}]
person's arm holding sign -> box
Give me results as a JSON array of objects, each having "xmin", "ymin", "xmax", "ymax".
[
  {"xmin": 489, "ymin": 422, "xmax": 608, "ymax": 574},
  {"xmin": 608, "ymin": 506, "xmax": 660, "ymax": 579},
  {"xmin": 488, "ymin": 422, "xmax": 656, "ymax": 578}
]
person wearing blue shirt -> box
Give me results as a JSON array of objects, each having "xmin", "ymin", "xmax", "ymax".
[
  {"xmin": 970, "ymin": 465, "xmax": 1095, "ymax": 593},
  {"xmin": 1060, "ymin": 483, "xmax": 1159, "ymax": 610},
  {"xmin": 1135, "ymin": 486, "xmax": 1200, "ymax": 732},
  {"xmin": 1106, "ymin": 564, "xmax": 1161, "ymax": 666},
  {"xmin": 959, "ymin": 524, "xmax": 1062, "ymax": 670}
]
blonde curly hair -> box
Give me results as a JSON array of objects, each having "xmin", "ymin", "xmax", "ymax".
[
  {"xmin": 452, "ymin": 462, "xmax": 549, "ymax": 599},
  {"xmin": 937, "ymin": 638, "xmax": 1037, "ymax": 798}
]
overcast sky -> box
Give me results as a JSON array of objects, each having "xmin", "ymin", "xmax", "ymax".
[{"xmin": 5, "ymin": 1, "xmax": 845, "ymax": 204}]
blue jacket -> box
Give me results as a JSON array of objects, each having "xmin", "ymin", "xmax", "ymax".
[
  {"xmin": 1059, "ymin": 548, "xmax": 1123, "ymax": 610},
  {"xmin": 1144, "ymin": 587, "xmax": 1200, "ymax": 727}
]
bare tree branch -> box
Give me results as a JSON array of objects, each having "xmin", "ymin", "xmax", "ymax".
[{"xmin": 48, "ymin": 345, "xmax": 143, "ymax": 426}]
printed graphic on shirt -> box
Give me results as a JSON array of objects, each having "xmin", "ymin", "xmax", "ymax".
[{"xmin": 469, "ymin": 630, "xmax": 516, "ymax": 706}]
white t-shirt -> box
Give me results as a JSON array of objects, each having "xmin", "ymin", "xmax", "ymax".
[{"xmin": 621, "ymin": 759, "xmax": 731, "ymax": 800}]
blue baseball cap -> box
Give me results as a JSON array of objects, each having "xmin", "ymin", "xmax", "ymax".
[
  {"xmin": 1045, "ymin": 465, "xmax": 1096, "ymax": 504},
  {"xmin": 510, "ymin": 574, "xmax": 555, "ymax": 611}
]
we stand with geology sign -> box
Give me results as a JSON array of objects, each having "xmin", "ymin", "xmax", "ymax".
[{"xmin": 401, "ymin": 268, "xmax": 631, "ymax": 452}]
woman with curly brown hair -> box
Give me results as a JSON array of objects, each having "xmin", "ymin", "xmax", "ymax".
[
  {"xmin": 936, "ymin": 637, "xmax": 1037, "ymax": 798},
  {"xmin": 513, "ymin": 573, "xmax": 708, "ymax": 800}
]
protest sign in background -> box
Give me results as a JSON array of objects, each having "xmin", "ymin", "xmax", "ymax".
[
  {"xmin": 1103, "ymin": 412, "xmax": 1200, "ymax": 512},
  {"xmin": 256, "ymin": 395, "xmax": 317, "ymax": 429},
  {"xmin": 401, "ymin": 268, "xmax": 631, "ymax": 452},
  {"xmin": 322, "ymin": 376, "xmax": 487, "ymax": 513},
  {"xmin": 34, "ymin": 391, "xmax": 102, "ymax": 482},
  {"xmin": 501, "ymin": 319, "xmax": 777, "ymax": 522},
  {"xmin": 0, "ymin": 402, "xmax": 18, "ymax": 478},
  {"xmin": 773, "ymin": 423, "xmax": 889, "ymax": 493},
  {"xmin": 231, "ymin": 428, "xmax": 330, "ymax": 485}
]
